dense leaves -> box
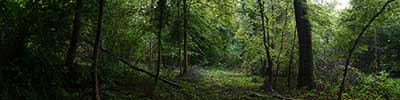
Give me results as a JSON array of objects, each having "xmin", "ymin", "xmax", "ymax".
[{"xmin": 1, "ymin": 0, "xmax": 399, "ymax": 99}]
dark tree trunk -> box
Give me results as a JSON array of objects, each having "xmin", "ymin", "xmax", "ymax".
[
  {"xmin": 293, "ymin": 0, "xmax": 315, "ymax": 89},
  {"xmin": 182, "ymin": 0, "xmax": 190, "ymax": 76},
  {"xmin": 148, "ymin": 38, "xmax": 153, "ymax": 70},
  {"xmin": 287, "ymin": 30, "xmax": 297, "ymax": 88},
  {"xmin": 91, "ymin": 0, "xmax": 104, "ymax": 99},
  {"xmin": 174, "ymin": 0, "xmax": 182, "ymax": 74},
  {"xmin": 257, "ymin": 0, "xmax": 274, "ymax": 91},
  {"xmin": 154, "ymin": 0, "xmax": 166, "ymax": 93},
  {"xmin": 65, "ymin": 0, "xmax": 83, "ymax": 90},
  {"xmin": 148, "ymin": 0, "xmax": 154, "ymax": 73},
  {"xmin": 363, "ymin": 38, "xmax": 376, "ymax": 73}
]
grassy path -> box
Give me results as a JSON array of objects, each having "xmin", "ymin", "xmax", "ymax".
[{"xmin": 163, "ymin": 69, "xmax": 276, "ymax": 100}]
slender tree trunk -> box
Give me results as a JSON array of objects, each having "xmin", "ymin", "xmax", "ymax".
[
  {"xmin": 287, "ymin": 45, "xmax": 295, "ymax": 88},
  {"xmin": 274, "ymin": 3, "xmax": 289, "ymax": 86},
  {"xmin": 66, "ymin": 0, "xmax": 83, "ymax": 69},
  {"xmin": 175, "ymin": 0, "xmax": 182, "ymax": 74},
  {"xmin": 257, "ymin": 0, "xmax": 274, "ymax": 91},
  {"xmin": 178, "ymin": 46, "xmax": 182, "ymax": 74},
  {"xmin": 65, "ymin": 0, "xmax": 83, "ymax": 90},
  {"xmin": 148, "ymin": 0, "xmax": 154, "ymax": 72},
  {"xmin": 364, "ymin": 38, "xmax": 375, "ymax": 73},
  {"xmin": 293, "ymin": 0, "xmax": 315, "ymax": 89},
  {"xmin": 373, "ymin": 29, "xmax": 378, "ymax": 73},
  {"xmin": 182, "ymin": 0, "xmax": 190, "ymax": 76},
  {"xmin": 148, "ymin": 38, "xmax": 153, "ymax": 69},
  {"xmin": 287, "ymin": 30, "xmax": 297, "ymax": 88},
  {"xmin": 337, "ymin": 1, "xmax": 395, "ymax": 99},
  {"xmin": 262, "ymin": 58, "xmax": 266, "ymax": 76},
  {"xmin": 269, "ymin": 0, "xmax": 274, "ymax": 48},
  {"xmin": 91, "ymin": 0, "xmax": 104, "ymax": 99},
  {"xmin": 154, "ymin": 0, "xmax": 166, "ymax": 94}
]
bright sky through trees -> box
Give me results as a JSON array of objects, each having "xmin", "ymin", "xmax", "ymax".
[
  {"xmin": 314, "ymin": 0, "xmax": 351, "ymax": 10},
  {"xmin": 335, "ymin": 0, "xmax": 350, "ymax": 10}
]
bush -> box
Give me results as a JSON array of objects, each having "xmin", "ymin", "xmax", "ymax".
[
  {"xmin": 344, "ymin": 71, "xmax": 400, "ymax": 99},
  {"xmin": 305, "ymin": 71, "xmax": 400, "ymax": 99}
]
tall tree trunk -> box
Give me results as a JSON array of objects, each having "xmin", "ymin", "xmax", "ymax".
[
  {"xmin": 148, "ymin": 38, "xmax": 153, "ymax": 70},
  {"xmin": 337, "ymin": 1, "xmax": 394, "ymax": 99},
  {"xmin": 274, "ymin": 3, "xmax": 289, "ymax": 86},
  {"xmin": 182, "ymin": 0, "xmax": 190, "ymax": 76},
  {"xmin": 257, "ymin": 0, "xmax": 274, "ymax": 91},
  {"xmin": 364, "ymin": 38, "xmax": 375, "ymax": 73},
  {"xmin": 65, "ymin": 0, "xmax": 83, "ymax": 90},
  {"xmin": 373, "ymin": 29, "xmax": 378, "ymax": 73},
  {"xmin": 91, "ymin": 0, "xmax": 104, "ymax": 99},
  {"xmin": 175, "ymin": 0, "xmax": 182, "ymax": 74},
  {"xmin": 293, "ymin": 0, "xmax": 315, "ymax": 89},
  {"xmin": 154, "ymin": 0, "xmax": 166, "ymax": 93},
  {"xmin": 148, "ymin": 0, "xmax": 154, "ymax": 73},
  {"xmin": 287, "ymin": 30, "xmax": 297, "ymax": 88},
  {"xmin": 269, "ymin": 0, "xmax": 274, "ymax": 48}
]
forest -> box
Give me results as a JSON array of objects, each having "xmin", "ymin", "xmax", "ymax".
[{"xmin": 1, "ymin": 0, "xmax": 400, "ymax": 99}]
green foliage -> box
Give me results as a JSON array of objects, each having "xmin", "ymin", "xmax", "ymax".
[
  {"xmin": 1, "ymin": 0, "xmax": 400, "ymax": 99},
  {"xmin": 156, "ymin": 68, "xmax": 270, "ymax": 100},
  {"xmin": 1, "ymin": 0, "xmax": 74, "ymax": 99},
  {"xmin": 344, "ymin": 72, "xmax": 400, "ymax": 99},
  {"xmin": 304, "ymin": 71, "xmax": 400, "ymax": 100}
]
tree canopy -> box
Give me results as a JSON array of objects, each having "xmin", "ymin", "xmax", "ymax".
[{"xmin": 1, "ymin": 0, "xmax": 399, "ymax": 99}]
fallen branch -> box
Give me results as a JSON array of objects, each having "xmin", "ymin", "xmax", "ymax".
[
  {"xmin": 100, "ymin": 47, "xmax": 181, "ymax": 88},
  {"xmin": 84, "ymin": 40, "xmax": 181, "ymax": 88},
  {"xmin": 272, "ymin": 93, "xmax": 300, "ymax": 100},
  {"xmin": 250, "ymin": 91, "xmax": 301, "ymax": 100}
]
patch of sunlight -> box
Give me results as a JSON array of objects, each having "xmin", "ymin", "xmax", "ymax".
[
  {"xmin": 201, "ymin": 69, "xmax": 263, "ymax": 88},
  {"xmin": 335, "ymin": 0, "xmax": 351, "ymax": 10},
  {"xmin": 313, "ymin": 0, "xmax": 351, "ymax": 10}
]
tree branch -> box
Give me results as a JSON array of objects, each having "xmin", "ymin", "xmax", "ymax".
[{"xmin": 338, "ymin": 0, "xmax": 396, "ymax": 99}]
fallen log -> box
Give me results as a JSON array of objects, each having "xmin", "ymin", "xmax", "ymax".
[
  {"xmin": 249, "ymin": 91, "xmax": 300, "ymax": 100},
  {"xmin": 84, "ymin": 40, "xmax": 181, "ymax": 88}
]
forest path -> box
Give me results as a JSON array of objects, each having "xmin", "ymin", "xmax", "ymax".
[{"xmin": 177, "ymin": 69, "xmax": 275, "ymax": 99}]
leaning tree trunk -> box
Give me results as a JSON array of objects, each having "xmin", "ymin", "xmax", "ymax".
[
  {"xmin": 65, "ymin": 0, "xmax": 83, "ymax": 90},
  {"xmin": 338, "ymin": 0, "xmax": 395, "ymax": 99},
  {"xmin": 293, "ymin": 0, "xmax": 315, "ymax": 89},
  {"xmin": 257, "ymin": 0, "xmax": 274, "ymax": 91},
  {"xmin": 154, "ymin": 0, "xmax": 166, "ymax": 94},
  {"xmin": 91, "ymin": 0, "xmax": 104, "ymax": 99}
]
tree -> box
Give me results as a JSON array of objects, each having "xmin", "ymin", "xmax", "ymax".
[
  {"xmin": 274, "ymin": 1, "xmax": 290, "ymax": 86},
  {"xmin": 182, "ymin": 0, "xmax": 190, "ymax": 76},
  {"xmin": 287, "ymin": 33, "xmax": 296, "ymax": 88},
  {"xmin": 257, "ymin": 0, "xmax": 274, "ymax": 91},
  {"xmin": 65, "ymin": 0, "xmax": 83, "ymax": 90},
  {"xmin": 269, "ymin": 0, "xmax": 274, "ymax": 48},
  {"xmin": 91, "ymin": 0, "xmax": 104, "ymax": 99},
  {"xmin": 293, "ymin": 0, "xmax": 315, "ymax": 89},
  {"xmin": 154, "ymin": 0, "xmax": 166, "ymax": 94},
  {"xmin": 337, "ymin": 0, "xmax": 396, "ymax": 99}
]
